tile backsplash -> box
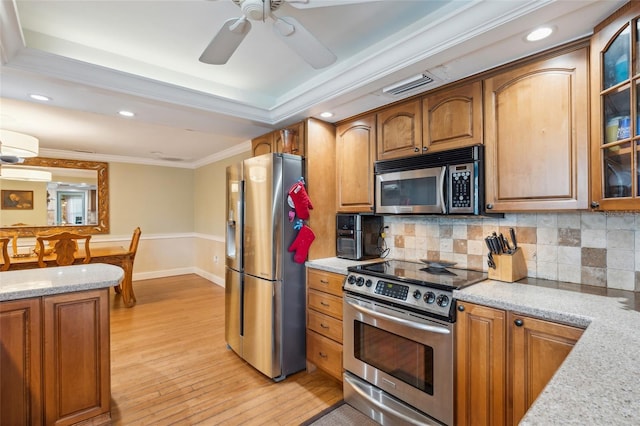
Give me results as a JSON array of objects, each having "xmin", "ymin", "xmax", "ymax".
[{"xmin": 382, "ymin": 212, "xmax": 640, "ymax": 292}]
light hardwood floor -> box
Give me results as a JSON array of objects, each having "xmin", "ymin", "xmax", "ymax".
[{"xmin": 109, "ymin": 274, "xmax": 343, "ymax": 425}]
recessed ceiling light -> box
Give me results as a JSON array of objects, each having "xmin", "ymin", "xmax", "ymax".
[
  {"xmin": 320, "ymin": 112, "xmax": 333, "ymax": 118},
  {"xmin": 526, "ymin": 27, "xmax": 553, "ymax": 42},
  {"xmin": 29, "ymin": 94, "xmax": 50, "ymax": 101},
  {"xmin": 118, "ymin": 110, "xmax": 135, "ymax": 117}
]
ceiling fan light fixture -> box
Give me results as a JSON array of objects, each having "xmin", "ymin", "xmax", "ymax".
[
  {"xmin": 0, "ymin": 167, "xmax": 52, "ymax": 182},
  {"xmin": 0, "ymin": 129, "xmax": 39, "ymax": 158},
  {"xmin": 241, "ymin": 0, "xmax": 270, "ymax": 20}
]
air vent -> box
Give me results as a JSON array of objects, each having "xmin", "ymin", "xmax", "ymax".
[{"xmin": 382, "ymin": 73, "xmax": 435, "ymax": 96}]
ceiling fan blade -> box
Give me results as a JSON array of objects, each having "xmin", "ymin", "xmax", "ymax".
[
  {"xmin": 199, "ymin": 17, "xmax": 252, "ymax": 65},
  {"xmin": 273, "ymin": 16, "xmax": 336, "ymax": 69},
  {"xmin": 287, "ymin": 0, "xmax": 387, "ymax": 9}
]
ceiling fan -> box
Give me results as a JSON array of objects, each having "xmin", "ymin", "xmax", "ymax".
[{"xmin": 199, "ymin": 0, "xmax": 374, "ymax": 69}]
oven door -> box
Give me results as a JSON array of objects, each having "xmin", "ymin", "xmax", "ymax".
[
  {"xmin": 343, "ymin": 294, "xmax": 454, "ymax": 426},
  {"xmin": 375, "ymin": 166, "xmax": 446, "ymax": 214}
]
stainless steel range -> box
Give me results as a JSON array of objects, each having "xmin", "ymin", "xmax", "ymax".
[{"xmin": 342, "ymin": 259, "xmax": 486, "ymax": 426}]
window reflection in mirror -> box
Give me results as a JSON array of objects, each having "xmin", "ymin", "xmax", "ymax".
[{"xmin": 0, "ymin": 157, "xmax": 109, "ymax": 236}]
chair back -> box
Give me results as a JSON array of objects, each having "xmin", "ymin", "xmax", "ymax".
[
  {"xmin": 0, "ymin": 237, "xmax": 10, "ymax": 271},
  {"xmin": 37, "ymin": 231, "xmax": 92, "ymax": 267},
  {"xmin": 128, "ymin": 227, "xmax": 142, "ymax": 259}
]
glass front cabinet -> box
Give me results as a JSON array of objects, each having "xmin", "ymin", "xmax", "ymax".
[{"xmin": 591, "ymin": 2, "xmax": 640, "ymax": 210}]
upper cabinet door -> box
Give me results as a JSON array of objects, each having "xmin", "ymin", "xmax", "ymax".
[
  {"xmin": 590, "ymin": 2, "xmax": 640, "ymax": 210},
  {"xmin": 336, "ymin": 115, "xmax": 376, "ymax": 212},
  {"xmin": 422, "ymin": 80, "xmax": 483, "ymax": 153},
  {"xmin": 251, "ymin": 133, "xmax": 274, "ymax": 157},
  {"xmin": 484, "ymin": 46, "xmax": 590, "ymax": 212},
  {"xmin": 376, "ymin": 99, "xmax": 423, "ymax": 160}
]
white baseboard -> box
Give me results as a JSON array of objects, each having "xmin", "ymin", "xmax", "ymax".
[{"xmin": 132, "ymin": 267, "xmax": 224, "ymax": 288}]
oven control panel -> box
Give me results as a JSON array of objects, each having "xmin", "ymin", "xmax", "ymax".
[
  {"xmin": 344, "ymin": 272, "xmax": 453, "ymax": 318},
  {"xmin": 375, "ymin": 281, "xmax": 409, "ymax": 300}
]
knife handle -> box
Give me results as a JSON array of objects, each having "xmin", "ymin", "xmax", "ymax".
[{"xmin": 509, "ymin": 227, "xmax": 518, "ymax": 249}]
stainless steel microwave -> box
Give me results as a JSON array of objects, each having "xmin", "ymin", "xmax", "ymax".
[{"xmin": 374, "ymin": 145, "xmax": 485, "ymax": 215}]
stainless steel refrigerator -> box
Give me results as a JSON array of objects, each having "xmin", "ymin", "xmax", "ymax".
[{"xmin": 225, "ymin": 153, "xmax": 306, "ymax": 381}]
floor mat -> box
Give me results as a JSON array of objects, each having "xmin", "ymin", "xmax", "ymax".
[{"xmin": 300, "ymin": 401, "xmax": 380, "ymax": 426}]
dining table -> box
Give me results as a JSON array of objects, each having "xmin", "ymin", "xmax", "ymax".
[{"xmin": 5, "ymin": 245, "xmax": 137, "ymax": 307}]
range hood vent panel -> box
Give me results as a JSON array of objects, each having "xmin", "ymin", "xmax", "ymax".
[{"xmin": 382, "ymin": 72, "xmax": 437, "ymax": 96}]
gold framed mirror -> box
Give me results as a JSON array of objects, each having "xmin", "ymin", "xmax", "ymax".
[{"xmin": 0, "ymin": 157, "xmax": 109, "ymax": 236}]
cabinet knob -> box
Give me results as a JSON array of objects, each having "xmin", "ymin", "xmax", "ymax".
[
  {"xmin": 591, "ymin": 201, "xmax": 600, "ymax": 208},
  {"xmin": 486, "ymin": 204, "xmax": 494, "ymax": 210},
  {"xmin": 457, "ymin": 304, "xmax": 465, "ymax": 312},
  {"xmin": 414, "ymin": 147, "xmax": 420, "ymax": 152},
  {"xmin": 514, "ymin": 319, "xmax": 524, "ymax": 327},
  {"xmin": 422, "ymin": 146, "xmax": 428, "ymax": 152}
]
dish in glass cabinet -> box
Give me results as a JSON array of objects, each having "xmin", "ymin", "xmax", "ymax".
[{"xmin": 420, "ymin": 260, "xmax": 457, "ymax": 269}]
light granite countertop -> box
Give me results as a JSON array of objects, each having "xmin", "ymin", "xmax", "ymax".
[
  {"xmin": 0, "ymin": 263, "xmax": 124, "ymax": 301},
  {"xmin": 308, "ymin": 257, "xmax": 640, "ymax": 424},
  {"xmin": 455, "ymin": 280, "xmax": 640, "ymax": 425},
  {"xmin": 305, "ymin": 257, "xmax": 383, "ymax": 274}
]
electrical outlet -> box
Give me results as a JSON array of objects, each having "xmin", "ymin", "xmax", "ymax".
[{"xmin": 214, "ymin": 255, "xmax": 219, "ymax": 264}]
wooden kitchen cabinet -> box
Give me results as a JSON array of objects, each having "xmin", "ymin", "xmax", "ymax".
[
  {"xmin": 306, "ymin": 268, "xmax": 345, "ymax": 381},
  {"xmin": 456, "ymin": 301, "xmax": 584, "ymax": 425},
  {"xmin": 0, "ymin": 289, "xmax": 111, "ymax": 426},
  {"xmin": 590, "ymin": 1, "xmax": 640, "ymax": 210},
  {"xmin": 455, "ymin": 302, "xmax": 507, "ymax": 426},
  {"xmin": 422, "ymin": 80, "xmax": 483, "ymax": 153},
  {"xmin": 336, "ymin": 114, "xmax": 376, "ymax": 212},
  {"xmin": 483, "ymin": 44, "xmax": 590, "ymax": 211},
  {"xmin": 251, "ymin": 121, "xmax": 305, "ymax": 157},
  {"xmin": 304, "ymin": 118, "xmax": 337, "ymax": 261},
  {"xmin": 1, "ymin": 298, "xmax": 42, "ymax": 426},
  {"xmin": 43, "ymin": 289, "xmax": 111, "ymax": 426},
  {"xmin": 376, "ymin": 99, "xmax": 423, "ymax": 160},
  {"xmin": 508, "ymin": 312, "xmax": 584, "ymax": 425},
  {"xmin": 251, "ymin": 133, "xmax": 274, "ymax": 157}
]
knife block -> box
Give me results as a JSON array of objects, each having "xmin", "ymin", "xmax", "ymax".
[{"xmin": 488, "ymin": 248, "xmax": 527, "ymax": 283}]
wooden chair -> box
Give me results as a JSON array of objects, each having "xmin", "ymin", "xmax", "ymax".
[
  {"xmin": 114, "ymin": 227, "xmax": 142, "ymax": 294},
  {"xmin": 36, "ymin": 231, "xmax": 91, "ymax": 267},
  {"xmin": 0, "ymin": 237, "xmax": 10, "ymax": 271},
  {"xmin": 0, "ymin": 230, "xmax": 18, "ymax": 257}
]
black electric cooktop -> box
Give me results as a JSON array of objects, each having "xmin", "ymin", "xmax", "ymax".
[{"xmin": 348, "ymin": 259, "xmax": 487, "ymax": 291}]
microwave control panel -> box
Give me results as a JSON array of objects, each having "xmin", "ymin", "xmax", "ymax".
[{"xmin": 448, "ymin": 162, "xmax": 475, "ymax": 214}]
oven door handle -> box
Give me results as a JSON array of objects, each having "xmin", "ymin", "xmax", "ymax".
[
  {"xmin": 344, "ymin": 374, "xmax": 432, "ymax": 426},
  {"xmin": 345, "ymin": 299, "xmax": 450, "ymax": 334}
]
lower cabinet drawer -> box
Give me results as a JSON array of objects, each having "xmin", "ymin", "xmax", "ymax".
[
  {"xmin": 308, "ymin": 289, "xmax": 343, "ymax": 319},
  {"xmin": 307, "ymin": 330, "xmax": 343, "ymax": 381},
  {"xmin": 308, "ymin": 309, "xmax": 343, "ymax": 343}
]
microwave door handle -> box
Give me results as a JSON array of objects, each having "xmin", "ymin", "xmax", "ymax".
[
  {"xmin": 344, "ymin": 374, "xmax": 432, "ymax": 426},
  {"xmin": 440, "ymin": 166, "xmax": 447, "ymax": 214},
  {"xmin": 345, "ymin": 299, "xmax": 450, "ymax": 334}
]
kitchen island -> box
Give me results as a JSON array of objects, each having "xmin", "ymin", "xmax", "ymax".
[
  {"xmin": 1, "ymin": 264, "xmax": 123, "ymax": 425},
  {"xmin": 307, "ymin": 257, "xmax": 640, "ymax": 425}
]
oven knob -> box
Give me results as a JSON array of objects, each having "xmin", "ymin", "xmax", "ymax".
[
  {"xmin": 413, "ymin": 289, "xmax": 421, "ymax": 299},
  {"xmin": 347, "ymin": 275, "xmax": 356, "ymax": 285},
  {"xmin": 436, "ymin": 294, "xmax": 450, "ymax": 307},
  {"xmin": 356, "ymin": 277, "xmax": 365, "ymax": 287},
  {"xmin": 365, "ymin": 279, "xmax": 373, "ymax": 287},
  {"xmin": 423, "ymin": 291, "xmax": 436, "ymax": 304}
]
